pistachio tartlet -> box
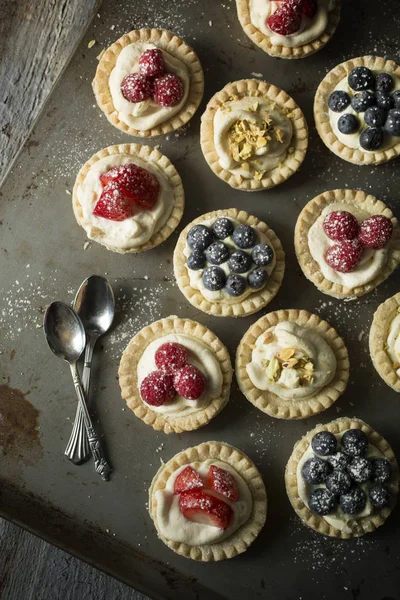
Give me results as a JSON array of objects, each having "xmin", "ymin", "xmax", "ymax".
[
  {"xmin": 93, "ymin": 29, "xmax": 204, "ymax": 137},
  {"xmin": 294, "ymin": 189, "xmax": 400, "ymax": 299},
  {"xmin": 285, "ymin": 418, "xmax": 399, "ymax": 538},
  {"xmin": 370, "ymin": 292, "xmax": 400, "ymax": 392},
  {"xmin": 149, "ymin": 441, "xmax": 267, "ymax": 561},
  {"xmin": 173, "ymin": 208, "xmax": 285, "ymax": 317},
  {"xmin": 200, "ymin": 79, "xmax": 308, "ymax": 191},
  {"xmin": 236, "ymin": 309, "xmax": 349, "ymax": 419}
]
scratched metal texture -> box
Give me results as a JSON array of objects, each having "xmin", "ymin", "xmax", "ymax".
[{"xmin": 1, "ymin": 1, "xmax": 400, "ymax": 599}]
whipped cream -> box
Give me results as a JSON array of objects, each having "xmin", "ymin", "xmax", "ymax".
[
  {"xmin": 387, "ymin": 313, "xmax": 400, "ymax": 377},
  {"xmin": 76, "ymin": 154, "xmax": 173, "ymax": 250},
  {"xmin": 137, "ymin": 334, "xmax": 223, "ymax": 417},
  {"xmin": 308, "ymin": 202, "xmax": 388, "ymax": 289},
  {"xmin": 155, "ymin": 459, "xmax": 252, "ymax": 545},
  {"xmin": 109, "ymin": 42, "xmax": 190, "ymax": 130}
]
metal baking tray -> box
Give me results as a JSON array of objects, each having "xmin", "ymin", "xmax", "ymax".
[{"xmin": 1, "ymin": 1, "xmax": 400, "ymax": 598}]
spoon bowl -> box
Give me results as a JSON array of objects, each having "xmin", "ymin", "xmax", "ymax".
[
  {"xmin": 74, "ymin": 275, "xmax": 115, "ymax": 337},
  {"xmin": 44, "ymin": 301, "xmax": 86, "ymax": 362}
]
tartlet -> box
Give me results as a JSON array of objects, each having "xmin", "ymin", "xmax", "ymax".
[{"xmin": 370, "ymin": 292, "xmax": 400, "ymax": 392}]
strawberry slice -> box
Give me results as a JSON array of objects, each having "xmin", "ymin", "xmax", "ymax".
[
  {"xmin": 99, "ymin": 164, "xmax": 159, "ymax": 210},
  {"xmin": 266, "ymin": 0, "xmax": 303, "ymax": 35},
  {"xmin": 302, "ymin": 0, "xmax": 317, "ymax": 19},
  {"xmin": 206, "ymin": 465, "xmax": 239, "ymax": 502},
  {"xmin": 174, "ymin": 466, "xmax": 204, "ymax": 495},
  {"xmin": 179, "ymin": 489, "xmax": 233, "ymax": 530},
  {"xmin": 93, "ymin": 181, "xmax": 137, "ymax": 221}
]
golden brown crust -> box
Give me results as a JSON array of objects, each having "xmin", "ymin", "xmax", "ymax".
[
  {"xmin": 236, "ymin": 309, "xmax": 349, "ymax": 419},
  {"xmin": 72, "ymin": 143, "xmax": 184, "ymax": 254},
  {"xmin": 200, "ymin": 79, "xmax": 308, "ymax": 191},
  {"xmin": 314, "ymin": 56, "xmax": 400, "ymax": 165},
  {"xmin": 235, "ymin": 0, "xmax": 341, "ymax": 59},
  {"xmin": 118, "ymin": 317, "xmax": 232, "ymax": 433},
  {"xmin": 369, "ymin": 292, "xmax": 400, "ymax": 392},
  {"xmin": 294, "ymin": 189, "xmax": 400, "ymax": 299},
  {"xmin": 173, "ymin": 208, "xmax": 285, "ymax": 317},
  {"xmin": 285, "ymin": 417, "xmax": 399, "ymax": 538},
  {"xmin": 92, "ymin": 28, "xmax": 204, "ymax": 137},
  {"xmin": 149, "ymin": 441, "xmax": 267, "ymax": 561}
]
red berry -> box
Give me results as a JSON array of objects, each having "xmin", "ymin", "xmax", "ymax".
[
  {"xmin": 153, "ymin": 74, "xmax": 184, "ymax": 107},
  {"xmin": 173, "ymin": 365, "xmax": 206, "ymax": 400},
  {"xmin": 174, "ymin": 466, "xmax": 204, "ymax": 495},
  {"xmin": 121, "ymin": 73, "xmax": 152, "ymax": 103},
  {"xmin": 93, "ymin": 181, "xmax": 137, "ymax": 221},
  {"xmin": 154, "ymin": 342, "xmax": 188, "ymax": 374},
  {"xmin": 302, "ymin": 0, "xmax": 317, "ymax": 19},
  {"xmin": 206, "ymin": 465, "xmax": 239, "ymax": 502},
  {"xmin": 323, "ymin": 211, "xmax": 360, "ymax": 241},
  {"xmin": 179, "ymin": 489, "xmax": 233, "ymax": 529},
  {"xmin": 358, "ymin": 215, "xmax": 393, "ymax": 249},
  {"xmin": 325, "ymin": 240, "xmax": 363, "ymax": 273},
  {"xmin": 99, "ymin": 164, "xmax": 159, "ymax": 210},
  {"xmin": 266, "ymin": 0, "xmax": 303, "ymax": 35},
  {"xmin": 139, "ymin": 49, "xmax": 165, "ymax": 78},
  {"xmin": 140, "ymin": 370, "xmax": 175, "ymax": 406}
]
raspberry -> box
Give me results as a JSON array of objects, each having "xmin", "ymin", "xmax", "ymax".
[
  {"xmin": 139, "ymin": 49, "xmax": 165, "ymax": 78},
  {"xmin": 121, "ymin": 73, "xmax": 152, "ymax": 103},
  {"xmin": 302, "ymin": 0, "xmax": 317, "ymax": 19},
  {"xmin": 325, "ymin": 240, "xmax": 363, "ymax": 273},
  {"xmin": 266, "ymin": 0, "xmax": 303, "ymax": 36},
  {"xmin": 323, "ymin": 211, "xmax": 360, "ymax": 241},
  {"xmin": 154, "ymin": 343, "xmax": 188, "ymax": 374},
  {"xmin": 173, "ymin": 365, "xmax": 206, "ymax": 400},
  {"xmin": 100, "ymin": 164, "xmax": 159, "ymax": 210},
  {"xmin": 140, "ymin": 371, "xmax": 175, "ymax": 406},
  {"xmin": 358, "ymin": 215, "xmax": 393, "ymax": 249},
  {"xmin": 93, "ymin": 181, "xmax": 136, "ymax": 221},
  {"xmin": 153, "ymin": 74, "xmax": 184, "ymax": 107}
]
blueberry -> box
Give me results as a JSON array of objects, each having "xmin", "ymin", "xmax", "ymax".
[
  {"xmin": 375, "ymin": 72, "xmax": 394, "ymax": 93},
  {"xmin": 187, "ymin": 251, "xmax": 206, "ymax": 270},
  {"xmin": 347, "ymin": 457, "xmax": 373, "ymax": 483},
  {"xmin": 308, "ymin": 488, "xmax": 337, "ymax": 516},
  {"xmin": 328, "ymin": 90, "xmax": 351, "ymax": 112},
  {"xmin": 228, "ymin": 250, "xmax": 252, "ymax": 274},
  {"xmin": 364, "ymin": 106, "xmax": 387, "ymax": 127},
  {"xmin": 187, "ymin": 225, "xmax": 214, "ymax": 251},
  {"xmin": 205, "ymin": 241, "xmax": 230, "ymax": 265},
  {"xmin": 341, "ymin": 429, "xmax": 368, "ymax": 457},
  {"xmin": 369, "ymin": 484, "xmax": 391, "ymax": 509},
  {"xmin": 348, "ymin": 66, "xmax": 374, "ymax": 91},
  {"xmin": 248, "ymin": 269, "xmax": 269, "ymax": 289},
  {"xmin": 212, "ymin": 218, "xmax": 234, "ymax": 240},
  {"xmin": 351, "ymin": 91, "xmax": 375, "ymax": 113},
  {"xmin": 251, "ymin": 244, "xmax": 274, "ymax": 266},
  {"xmin": 340, "ymin": 487, "xmax": 366, "ymax": 515},
  {"xmin": 371, "ymin": 458, "xmax": 392, "ymax": 483},
  {"xmin": 202, "ymin": 266, "xmax": 226, "ymax": 291},
  {"xmin": 337, "ymin": 113, "xmax": 359, "ymax": 134},
  {"xmin": 301, "ymin": 457, "xmax": 331, "ymax": 484},
  {"xmin": 375, "ymin": 90, "xmax": 393, "ymax": 111},
  {"xmin": 392, "ymin": 90, "xmax": 400, "ymax": 109},
  {"xmin": 327, "ymin": 451, "xmax": 350, "ymax": 471},
  {"xmin": 325, "ymin": 470, "xmax": 352, "ymax": 495},
  {"xmin": 311, "ymin": 431, "xmax": 337, "ymax": 456},
  {"xmin": 225, "ymin": 274, "xmax": 247, "ymax": 297},
  {"xmin": 385, "ymin": 109, "xmax": 400, "ymax": 136},
  {"xmin": 232, "ymin": 225, "xmax": 257, "ymax": 249},
  {"xmin": 359, "ymin": 127, "xmax": 384, "ymax": 151}
]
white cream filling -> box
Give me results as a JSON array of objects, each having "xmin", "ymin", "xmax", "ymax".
[
  {"xmin": 246, "ymin": 321, "xmax": 336, "ymax": 400},
  {"xmin": 155, "ymin": 459, "xmax": 252, "ymax": 545},
  {"xmin": 213, "ymin": 97, "xmax": 292, "ymax": 178},
  {"xmin": 308, "ymin": 202, "xmax": 387, "ymax": 289},
  {"xmin": 137, "ymin": 334, "xmax": 223, "ymax": 417},
  {"xmin": 184, "ymin": 217, "xmax": 276, "ymax": 304},
  {"xmin": 109, "ymin": 42, "xmax": 189, "ymax": 130},
  {"xmin": 76, "ymin": 154, "xmax": 173, "ymax": 250},
  {"xmin": 387, "ymin": 313, "xmax": 400, "ymax": 377}
]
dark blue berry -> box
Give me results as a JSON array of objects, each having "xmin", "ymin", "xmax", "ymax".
[
  {"xmin": 375, "ymin": 90, "xmax": 393, "ymax": 111},
  {"xmin": 392, "ymin": 90, "xmax": 400, "ymax": 109},
  {"xmin": 328, "ymin": 90, "xmax": 351, "ymax": 112},
  {"xmin": 364, "ymin": 106, "xmax": 386, "ymax": 127},
  {"xmin": 327, "ymin": 451, "xmax": 350, "ymax": 471},
  {"xmin": 341, "ymin": 429, "xmax": 368, "ymax": 457},
  {"xmin": 232, "ymin": 225, "xmax": 257, "ymax": 249},
  {"xmin": 225, "ymin": 274, "xmax": 247, "ymax": 297},
  {"xmin": 375, "ymin": 72, "xmax": 394, "ymax": 93},
  {"xmin": 385, "ymin": 109, "xmax": 400, "ymax": 136},
  {"xmin": 348, "ymin": 66, "xmax": 374, "ymax": 91},
  {"xmin": 359, "ymin": 127, "xmax": 384, "ymax": 151},
  {"xmin": 205, "ymin": 241, "xmax": 230, "ymax": 265},
  {"xmin": 338, "ymin": 113, "xmax": 359, "ymax": 134},
  {"xmin": 301, "ymin": 457, "xmax": 331, "ymax": 484},
  {"xmin": 311, "ymin": 431, "xmax": 337, "ymax": 456},
  {"xmin": 371, "ymin": 458, "xmax": 392, "ymax": 483},
  {"xmin": 228, "ymin": 250, "xmax": 252, "ymax": 274},
  {"xmin": 212, "ymin": 218, "xmax": 234, "ymax": 240},
  {"xmin": 325, "ymin": 470, "xmax": 352, "ymax": 495},
  {"xmin": 202, "ymin": 266, "xmax": 226, "ymax": 291},
  {"xmin": 351, "ymin": 91, "xmax": 375, "ymax": 113},
  {"xmin": 347, "ymin": 457, "xmax": 373, "ymax": 483},
  {"xmin": 340, "ymin": 487, "xmax": 366, "ymax": 515},
  {"xmin": 251, "ymin": 244, "xmax": 274, "ymax": 266},
  {"xmin": 248, "ymin": 269, "xmax": 269, "ymax": 289},
  {"xmin": 187, "ymin": 251, "xmax": 206, "ymax": 270},
  {"xmin": 369, "ymin": 484, "xmax": 391, "ymax": 509},
  {"xmin": 187, "ymin": 225, "xmax": 214, "ymax": 251},
  {"xmin": 308, "ymin": 488, "xmax": 337, "ymax": 516}
]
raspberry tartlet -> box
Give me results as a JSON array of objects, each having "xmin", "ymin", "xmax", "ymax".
[
  {"xmin": 173, "ymin": 208, "xmax": 285, "ymax": 317},
  {"xmin": 149, "ymin": 441, "xmax": 267, "ymax": 560},
  {"xmin": 314, "ymin": 56, "xmax": 400, "ymax": 165},
  {"xmin": 200, "ymin": 79, "xmax": 308, "ymax": 191},
  {"xmin": 118, "ymin": 317, "xmax": 232, "ymax": 433},
  {"xmin": 93, "ymin": 29, "xmax": 204, "ymax": 137},
  {"xmin": 285, "ymin": 418, "xmax": 399, "ymax": 538},
  {"xmin": 294, "ymin": 189, "xmax": 400, "ymax": 299},
  {"xmin": 72, "ymin": 143, "xmax": 184, "ymax": 253},
  {"xmin": 236, "ymin": 0, "xmax": 340, "ymax": 59},
  {"xmin": 370, "ymin": 292, "xmax": 400, "ymax": 393},
  {"xmin": 236, "ymin": 309, "xmax": 349, "ymax": 419}
]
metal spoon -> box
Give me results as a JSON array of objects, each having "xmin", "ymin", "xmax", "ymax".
[
  {"xmin": 64, "ymin": 276, "xmax": 115, "ymax": 465},
  {"xmin": 43, "ymin": 301, "xmax": 111, "ymax": 481}
]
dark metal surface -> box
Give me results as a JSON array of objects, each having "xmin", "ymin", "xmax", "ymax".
[{"xmin": 1, "ymin": 1, "xmax": 400, "ymax": 598}]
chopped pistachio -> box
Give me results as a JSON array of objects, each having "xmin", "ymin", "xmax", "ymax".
[
  {"xmin": 277, "ymin": 347, "xmax": 296, "ymax": 361},
  {"xmin": 254, "ymin": 170, "xmax": 265, "ymax": 181},
  {"xmin": 267, "ymin": 356, "xmax": 281, "ymax": 382},
  {"xmin": 264, "ymin": 331, "xmax": 274, "ymax": 344}
]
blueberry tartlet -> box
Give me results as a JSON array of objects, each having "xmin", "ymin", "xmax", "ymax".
[
  {"xmin": 285, "ymin": 418, "xmax": 399, "ymax": 538},
  {"xmin": 370, "ymin": 292, "xmax": 400, "ymax": 393},
  {"xmin": 315, "ymin": 56, "xmax": 400, "ymax": 165},
  {"xmin": 173, "ymin": 209, "xmax": 285, "ymax": 317}
]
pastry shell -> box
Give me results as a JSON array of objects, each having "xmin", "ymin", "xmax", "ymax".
[
  {"xmin": 118, "ymin": 316, "xmax": 232, "ymax": 434},
  {"xmin": 285, "ymin": 417, "xmax": 399, "ymax": 538},
  {"xmin": 294, "ymin": 189, "xmax": 400, "ymax": 299},
  {"xmin": 173, "ymin": 208, "xmax": 285, "ymax": 317},
  {"xmin": 149, "ymin": 441, "xmax": 267, "ymax": 561},
  {"xmin": 72, "ymin": 143, "xmax": 184, "ymax": 254},
  {"xmin": 370, "ymin": 292, "xmax": 400, "ymax": 392},
  {"xmin": 235, "ymin": 0, "xmax": 341, "ymax": 60},
  {"xmin": 92, "ymin": 28, "xmax": 204, "ymax": 137},
  {"xmin": 200, "ymin": 79, "xmax": 308, "ymax": 191},
  {"xmin": 314, "ymin": 55, "xmax": 400, "ymax": 165}
]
